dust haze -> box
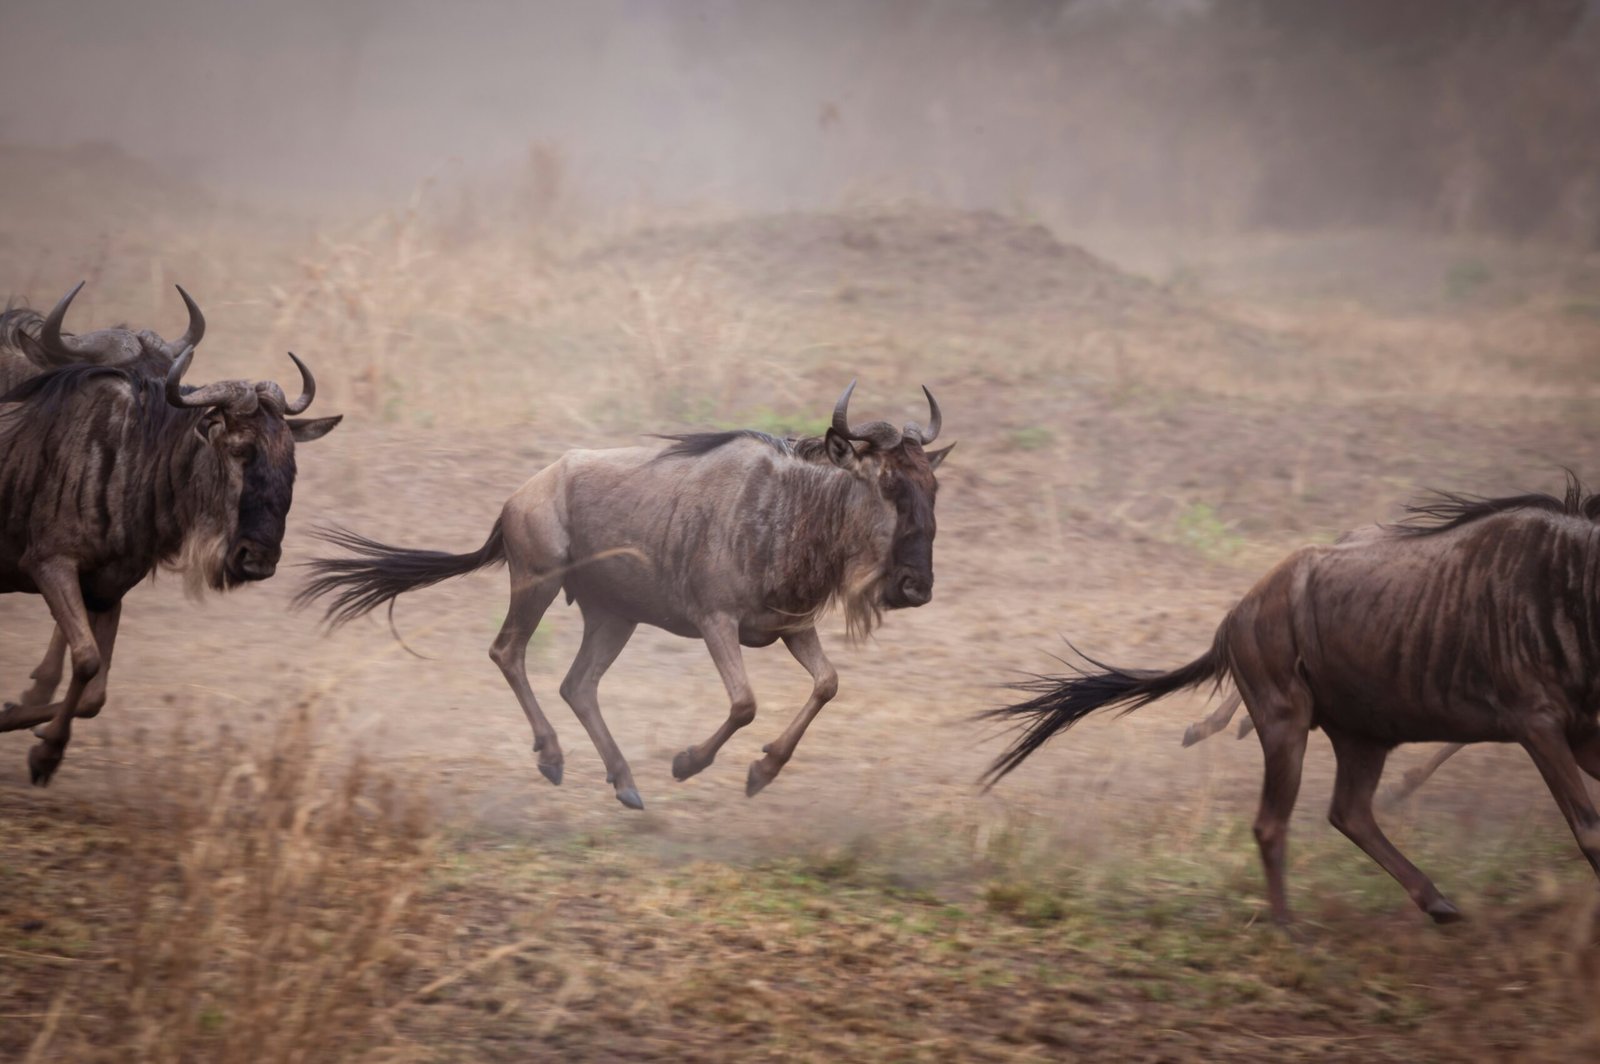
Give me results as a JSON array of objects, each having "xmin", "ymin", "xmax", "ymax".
[{"xmin": 5, "ymin": 0, "xmax": 1598, "ymax": 239}]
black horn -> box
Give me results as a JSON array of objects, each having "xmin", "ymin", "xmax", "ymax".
[
  {"xmin": 831, "ymin": 379, "xmax": 858, "ymax": 438},
  {"xmin": 905, "ymin": 385, "xmax": 942, "ymax": 444},
  {"xmin": 38, "ymin": 281, "xmax": 101, "ymax": 359},
  {"xmin": 830, "ymin": 379, "xmax": 901, "ymax": 448},
  {"xmin": 282, "ymin": 351, "xmax": 315, "ymax": 414},
  {"xmin": 165, "ymin": 345, "xmax": 256, "ymax": 412},
  {"xmin": 171, "ymin": 285, "xmax": 206, "ymax": 352}
]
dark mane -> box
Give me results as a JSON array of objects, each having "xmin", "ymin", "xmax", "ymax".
[
  {"xmin": 0, "ymin": 360, "xmax": 201, "ymax": 446},
  {"xmin": 1396, "ymin": 472, "xmax": 1600, "ymax": 536},
  {"xmin": 653, "ymin": 429, "xmax": 807, "ymax": 461},
  {"xmin": 0, "ymin": 305, "xmax": 44, "ymax": 350}
]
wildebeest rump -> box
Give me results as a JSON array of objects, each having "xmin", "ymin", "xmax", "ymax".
[
  {"xmin": 298, "ymin": 382, "xmax": 951, "ymax": 809},
  {"xmin": 982, "ymin": 478, "xmax": 1600, "ymax": 925},
  {"xmin": 0, "ymin": 283, "xmax": 342, "ymax": 783}
]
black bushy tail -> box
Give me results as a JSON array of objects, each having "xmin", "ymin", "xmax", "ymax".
[
  {"xmin": 980, "ymin": 638, "xmax": 1227, "ymax": 787},
  {"xmin": 295, "ymin": 519, "xmax": 506, "ymax": 626}
]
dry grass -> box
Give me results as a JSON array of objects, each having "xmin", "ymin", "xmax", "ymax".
[
  {"xmin": 6, "ymin": 711, "xmax": 1599, "ymax": 1063},
  {"xmin": 0, "ymin": 709, "xmax": 432, "ymax": 1063}
]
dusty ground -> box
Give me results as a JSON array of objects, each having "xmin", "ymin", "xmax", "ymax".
[{"xmin": 3, "ymin": 147, "xmax": 1600, "ymax": 1060}]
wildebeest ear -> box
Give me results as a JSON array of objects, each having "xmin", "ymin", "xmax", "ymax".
[
  {"xmin": 824, "ymin": 428, "xmax": 859, "ymax": 468},
  {"xmin": 193, "ymin": 411, "xmax": 226, "ymax": 446},
  {"xmin": 926, "ymin": 442, "xmax": 956, "ymax": 471},
  {"xmin": 287, "ymin": 414, "xmax": 343, "ymax": 443}
]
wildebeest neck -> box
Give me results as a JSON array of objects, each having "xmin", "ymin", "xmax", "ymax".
[{"xmin": 753, "ymin": 457, "xmax": 894, "ymax": 638}]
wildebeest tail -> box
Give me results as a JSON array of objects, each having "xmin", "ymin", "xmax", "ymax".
[
  {"xmin": 296, "ymin": 519, "xmax": 507, "ymax": 626},
  {"xmin": 979, "ymin": 635, "xmax": 1227, "ymax": 787}
]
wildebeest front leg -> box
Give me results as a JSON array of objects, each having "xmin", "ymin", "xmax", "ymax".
[
  {"xmin": 1325, "ymin": 727, "xmax": 1461, "ymax": 923},
  {"xmin": 12, "ymin": 626, "xmax": 68, "ymax": 708},
  {"xmin": 558, "ymin": 605, "xmax": 642, "ymax": 809},
  {"xmin": 1570, "ymin": 730, "xmax": 1600, "ymax": 782},
  {"xmin": 1522, "ymin": 721, "xmax": 1600, "ymax": 881},
  {"xmin": 0, "ymin": 605, "xmax": 121, "ymax": 734},
  {"xmin": 672, "ymin": 615, "xmax": 756, "ymax": 783},
  {"xmin": 20, "ymin": 560, "xmax": 103, "ymax": 785},
  {"xmin": 745, "ymin": 627, "xmax": 838, "ymax": 798}
]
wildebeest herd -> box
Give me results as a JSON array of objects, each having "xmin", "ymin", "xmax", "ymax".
[{"xmin": 4, "ymin": 283, "xmax": 1600, "ymax": 928}]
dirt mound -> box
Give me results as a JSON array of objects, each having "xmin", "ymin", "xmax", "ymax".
[{"xmin": 581, "ymin": 205, "xmax": 1169, "ymax": 317}]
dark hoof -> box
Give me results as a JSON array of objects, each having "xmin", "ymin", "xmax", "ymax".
[
  {"xmin": 1181, "ymin": 725, "xmax": 1201, "ymax": 748},
  {"xmin": 616, "ymin": 787, "xmax": 644, "ymax": 811},
  {"xmin": 671, "ymin": 749, "xmax": 701, "ymax": 782},
  {"xmin": 746, "ymin": 759, "xmax": 780, "ymax": 798},
  {"xmin": 537, "ymin": 761, "xmax": 563, "ymax": 787},
  {"xmin": 27, "ymin": 743, "xmax": 61, "ymax": 787},
  {"xmin": 1427, "ymin": 898, "xmax": 1463, "ymax": 925}
]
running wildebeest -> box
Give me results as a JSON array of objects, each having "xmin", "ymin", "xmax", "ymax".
[
  {"xmin": 0, "ymin": 282, "xmax": 342, "ymax": 783},
  {"xmin": 983, "ymin": 478, "xmax": 1600, "ymax": 925},
  {"xmin": 298, "ymin": 382, "xmax": 952, "ymax": 809}
]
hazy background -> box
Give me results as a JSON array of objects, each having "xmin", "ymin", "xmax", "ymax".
[
  {"xmin": 3, "ymin": 0, "xmax": 1598, "ymax": 242},
  {"xmin": 4, "ymin": 3, "xmax": 1600, "ymax": 1060}
]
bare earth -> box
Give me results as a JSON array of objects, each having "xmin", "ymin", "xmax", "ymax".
[{"xmin": 3, "ymin": 159, "xmax": 1600, "ymax": 1059}]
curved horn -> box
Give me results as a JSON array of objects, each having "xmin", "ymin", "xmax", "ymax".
[
  {"xmin": 917, "ymin": 385, "xmax": 941, "ymax": 445},
  {"xmin": 282, "ymin": 351, "xmax": 315, "ymax": 414},
  {"xmin": 171, "ymin": 284, "xmax": 206, "ymax": 351},
  {"xmin": 831, "ymin": 378, "xmax": 858, "ymax": 438},
  {"xmin": 38, "ymin": 281, "xmax": 93, "ymax": 358},
  {"xmin": 166, "ymin": 345, "xmax": 255, "ymax": 411}
]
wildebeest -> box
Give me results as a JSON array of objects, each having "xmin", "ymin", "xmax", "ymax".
[
  {"xmin": 982, "ymin": 478, "xmax": 1600, "ymax": 925},
  {"xmin": 1, "ymin": 283, "xmax": 342, "ymax": 783},
  {"xmin": 298, "ymin": 382, "xmax": 951, "ymax": 809}
]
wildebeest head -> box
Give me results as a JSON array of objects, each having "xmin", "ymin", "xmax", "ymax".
[
  {"xmin": 165, "ymin": 345, "xmax": 341, "ymax": 588},
  {"xmin": 823, "ymin": 381, "xmax": 952, "ymax": 610}
]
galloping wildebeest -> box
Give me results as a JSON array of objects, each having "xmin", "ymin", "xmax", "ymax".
[
  {"xmin": 1, "ymin": 283, "xmax": 342, "ymax": 783},
  {"xmin": 298, "ymin": 382, "xmax": 951, "ymax": 809},
  {"xmin": 983, "ymin": 478, "xmax": 1600, "ymax": 925}
]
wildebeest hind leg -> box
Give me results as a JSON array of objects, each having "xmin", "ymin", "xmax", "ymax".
[
  {"xmin": 1235, "ymin": 653, "xmax": 1313, "ymax": 926},
  {"xmin": 558, "ymin": 605, "xmax": 642, "ymax": 809},
  {"xmin": 1379, "ymin": 743, "xmax": 1465, "ymax": 808},
  {"xmin": 1521, "ymin": 721, "xmax": 1600, "ymax": 881},
  {"xmin": 13, "ymin": 626, "xmax": 68, "ymax": 708},
  {"xmin": 22, "ymin": 560, "xmax": 104, "ymax": 786},
  {"xmin": 489, "ymin": 576, "xmax": 566, "ymax": 786},
  {"xmin": 1181, "ymin": 690, "xmax": 1243, "ymax": 747},
  {"xmin": 745, "ymin": 627, "xmax": 838, "ymax": 798},
  {"xmin": 672, "ymin": 614, "xmax": 756, "ymax": 783},
  {"xmin": 1325, "ymin": 727, "xmax": 1461, "ymax": 923}
]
